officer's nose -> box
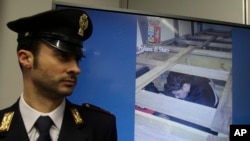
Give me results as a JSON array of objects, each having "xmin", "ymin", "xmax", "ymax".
[{"xmin": 68, "ymin": 59, "xmax": 81, "ymax": 75}]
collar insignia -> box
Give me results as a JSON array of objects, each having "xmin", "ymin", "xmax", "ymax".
[
  {"xmin": 78, "ymin": 14, "xmax": 89, "ymax": 37},
  {"xmin": 0, "ymin": 112, "xmax": 14, "ymax": 132},
  {"xmin": 24, "ymin": 32, "xmax": 30, "ymax": 37},
  {"xmin": 70, "ymin": 108, "xmax": 84, "ymax": 126}
]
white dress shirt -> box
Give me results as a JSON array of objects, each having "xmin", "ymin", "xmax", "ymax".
[{"xmin": 19, "ymin": 93, "xmax": 65, "ymax": 141}]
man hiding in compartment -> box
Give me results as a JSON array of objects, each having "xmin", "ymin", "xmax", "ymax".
[
  {"xmin": 156, "ymin": 71, "xmax": 220, "ymax": 135},
  {"xmin": 162, "ymin": 71, "xmax": 219, "ymax": 108}
]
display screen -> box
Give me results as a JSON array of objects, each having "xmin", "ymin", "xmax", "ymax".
[{"xmin": 56, "ymin": 4, "xmax": 250, "ymax": 141}]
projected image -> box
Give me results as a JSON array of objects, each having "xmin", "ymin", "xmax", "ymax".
[{"xmin": 135, "ymin": 16, "xmax": 232, "ymax": 141}]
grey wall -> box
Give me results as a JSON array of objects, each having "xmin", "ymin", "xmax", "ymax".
[
  {"xmin": 127, "ymin": 0, "xmax": 245, "ymax": 24},
  {"xmin": 0, "ymin": 0, "xmax": 52, "ymax": 108}
]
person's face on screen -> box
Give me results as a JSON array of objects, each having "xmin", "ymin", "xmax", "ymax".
[
  {"xmin": 28, "ymin": 42, "xmax": 81, "ymax": 99},
  {"xmin": 171, "ymin": 83, "xmax": 191, "ymax": 99}
]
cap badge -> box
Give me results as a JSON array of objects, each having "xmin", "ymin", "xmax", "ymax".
[
  {"xmin": 70, "ymin": 108, "xmax": 84, "ymax": 125},
  {"xmin": 0, "ymin": 112, "xmax": 14, "ymax": 132},
  {"xmin": 78, "ymin": 14, "xmax": 89, "ymax": 37}
]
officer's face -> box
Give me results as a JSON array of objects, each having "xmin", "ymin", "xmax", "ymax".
[{"xmin": 30, "ymin": 42, "xmax": 81, "ymax": 99}]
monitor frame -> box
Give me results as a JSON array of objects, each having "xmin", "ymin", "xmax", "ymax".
[{"xmin": 52, "ymin": 1, "xmax": 250, "ymax": 141}]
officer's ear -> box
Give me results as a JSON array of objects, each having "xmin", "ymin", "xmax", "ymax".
[{"xmin": 17, "ymin": 49, "xmax": 34, "ymax": 69}]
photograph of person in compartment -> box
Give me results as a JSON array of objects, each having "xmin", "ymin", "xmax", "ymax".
[
  {"xmin": 136, "ymin": 69, "xmax": 221, "ymax": 135},
  {"xmin": 153, "ymin": 71, "xmax": 221, "ymax": 135},
  {"xmin": 161, "ymin": 71, "xmax": 219, "ymax": 108},
  {"xmin": 136, "ymin": 67, "xmax": 219, "ymax": 108}
]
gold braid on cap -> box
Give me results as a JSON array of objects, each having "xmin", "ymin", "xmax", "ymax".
[{"xmin": 78, "ymin": 14, "xmax": 89, "ymax": 37}]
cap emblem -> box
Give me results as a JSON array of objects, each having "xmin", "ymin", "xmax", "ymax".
[
  {"xmin": 0, "ymin": 112, "xmax": 14, "ymax": 132},
  {"xmin": 78, "ymin": 14, "xmax": 89, "ymax": 37}
]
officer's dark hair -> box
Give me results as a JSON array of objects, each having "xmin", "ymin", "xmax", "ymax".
[
  {"xmin": 164, "ymin": 72, "xmax": 194, "ymax": 92},
  {"xmin": 17, "ymin": 37, "xmax": 42, "ymax": 70}
]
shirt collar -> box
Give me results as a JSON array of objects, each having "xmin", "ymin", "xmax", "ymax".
[{"xmin": 19, "ymin": 93, "xmax": 65, "ymax": 133}]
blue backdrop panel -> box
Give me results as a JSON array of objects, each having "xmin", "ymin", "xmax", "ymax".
[
  {"xmin": 232, "ymin": 27, "xmax": 250, "ymax": 124},
  {"xmin": 67, "ymin": 9, "xmax": 137, "ymax": 141}
]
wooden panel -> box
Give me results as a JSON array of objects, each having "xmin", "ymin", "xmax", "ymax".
[
  {"xmin": 137, "ymin": 47, "xmax": 232, "ymax": 72},
  {"xmin": 135, "ymin": 110, "xmax": 210, "ymax": 141},
  {"xmin": 136, "ymin": 90, "xmax": 216, "ymax": 128},
  {"xmin": 136, "ymin": 46, "xmax": 195, "ymax": 93},
  {"xmin": 206, "ymin": 135, "xmax": 228, "ymax": 141},
  {"xmin": 170, "ymin": 64, "xmax": 229, "ymax": 81},
  {"xmin": 210, "ymin": 70, "xmax": 232, "ymax": 134},
  {"xmin": 136, "ymin": 57, "xmax": 229, "ymax": 81}
]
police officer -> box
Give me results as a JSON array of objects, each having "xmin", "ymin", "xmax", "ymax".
[{"xmin": 0, "ymin": 8, "xmax": 117, "ymax": 141}]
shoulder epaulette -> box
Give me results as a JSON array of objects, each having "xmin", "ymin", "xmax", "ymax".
[
  {"xmin": 0, "ymin": 111, "xmax": 14, "ymax": 133},
  {"xmin": 82, "ymin": 103, "xmax": 113, "ymax": 116},
  {"xmin": 70, "ymin": 107, "xmax": 84, "ymax": 126}
]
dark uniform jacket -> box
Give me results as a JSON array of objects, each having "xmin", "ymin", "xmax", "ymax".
[{"xmin": 0, "ymin": 99, "xmax": 117, "ymax": 141}]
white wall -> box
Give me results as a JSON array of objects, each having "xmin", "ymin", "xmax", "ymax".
[
  {"xmin": 247, "ymin": 0, "xmax": 250, "ymax": 24},
  {"xmin": 0, "ymin": 0, "xmax": 52, "ymax": 109},
  {"xmin": 54, "ymin": 0, "xmax": 121, "ymax": 8},
  {"xmin": 127, "ymin": 0, "xmax": 245, "ymax": 24}
]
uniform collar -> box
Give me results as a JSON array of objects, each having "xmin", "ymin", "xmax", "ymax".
[{"xmin": 19, "ymin": 93, "xmax": 65, "ymax": 133}]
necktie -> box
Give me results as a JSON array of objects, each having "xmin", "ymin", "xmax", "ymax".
[{"xmin": 35, "ymin": 116, "xmax": 53, "ymax": 141}]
